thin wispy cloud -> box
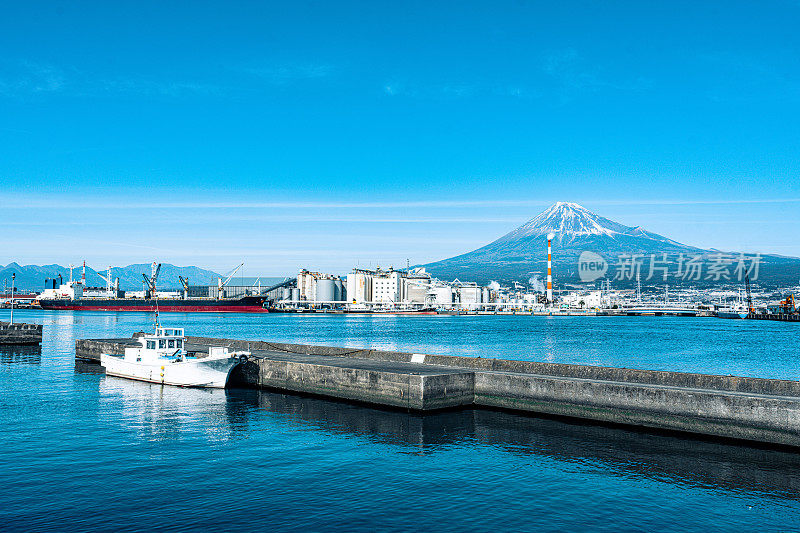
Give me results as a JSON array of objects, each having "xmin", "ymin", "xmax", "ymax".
[
  {"xmin": 0, "ymin": 216, "xmax": 523, "ymax": 225},
  {"xmin": 383, "ymin": 80, "xmax": 536, "ymax": 99},
  {"xmin": 0, "ymin": 59, "xmax": 337, "ymax": 99},
  {"xmin": 240, "ymin": 63, "xmax": 335, "ymax": 85},
  {"xmin": 97, "ymin": 78, "xmax": 221, "ymax": 97},
  {"xmin": 4, "ymin": 196, "xmax": 800, "ymax": 210},
  {"xmin": 0, "ymin": 61, "xmax": 67, "ymax": 96},
  {"xmin": 0, "ymin": 60, "xmax": 221, "ymax": 98}
]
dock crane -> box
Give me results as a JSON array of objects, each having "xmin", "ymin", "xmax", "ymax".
[
  {"xmin": 779, "ymin": 294, "xmax": 796, "ymax": 315},
  {"xmin": 178, "ymin": 276, "xmax": 190, "ymax": 300},
  {"xmin": 217, "ymin": 263, "xmax": 243, "ymax": 299},
  {"xmin": 97, "ymin": 266, "xmax": 119, "ymax": 297},
  {"xmin": 250, "ymin": 277, "xmax": 261, "ymax": 295},
  {"xmin": 142, "ymin": 262, "xmax": 161, "ymax": 299}
]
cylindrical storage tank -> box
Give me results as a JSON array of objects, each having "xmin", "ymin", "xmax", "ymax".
[
  {"xmin": 334, "ymin": 279, "xmax": 343, "ymax": 302},
  {"xmin": 281, "ymin": 288, "xmax": 291, "ymax": 300},
  {"xmin": 482, "ymin": 287, "xmax": 489, "ymax": 303},
  {"xmin": 315, "ymin": 279, "xmax": 336, "ymax": 302},
  {"xmin": 407, "ymin": 284, "xmax": 428, "ymax": 303},
  {"xmin": 291, "ymin": 288, "xmax": 300, "ymax": 302},
  {"xmin": 433, "ymin": 287, "xmax": 453, "ymax": 305}
]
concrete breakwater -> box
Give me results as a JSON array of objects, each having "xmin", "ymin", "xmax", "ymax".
[
  {"xmin": 75, "ymin": 335, "xmax": 800, "ymax": 448},
  {"xmin": 0, "ymin": 322, "xmax": 42, "ymax": 345}
]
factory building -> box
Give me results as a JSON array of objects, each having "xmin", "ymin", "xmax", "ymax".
[
  {"xmin": 296, "ymin": 270, "xmax": 346, "ymax": 303},
  {"xmin": 372, "ymin": 269, "xmax": 403, "ymax": 303},
  {"xmin": 341, "ymin": 267, "xmax": 504, "ymax": 309},
  {"xmin": 288, "ymin": 262, "xmax": 598, "ymax": 311},
  {"xmin": 346, "ymin": 270, "xmax": 373, "ymax": 304},
  {"xmin": 560, "ymin": 290, "xmax": 606, "ymax": 309},
  {"xmin": 345, "ymin": 267, "xmax": 438, "ymax": 305}
]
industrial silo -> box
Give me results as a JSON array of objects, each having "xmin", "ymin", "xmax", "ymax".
[
  {"xmin": 433, "ymin": 286, "xmax": 454, "ymax": 305},
  {"xmin": 315, "ymin": 278, "xmax": 336, "ymax": 302},
  {"xmin": 334, "ymin": 278, "xmax": 343, "ymax": 302},
  {"xmin": 407, "ymin": 284, "xmax": 428, "ymax": 303},
  {"xmin": 291, "ymin": 288, "xmax": 300, "ymax": 302}
]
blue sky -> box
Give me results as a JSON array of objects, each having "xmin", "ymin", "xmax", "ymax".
[{"xmin": 1, "ymin": 1, "xmax": 799, "ymax": 276}]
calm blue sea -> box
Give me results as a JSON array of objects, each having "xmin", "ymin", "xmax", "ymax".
[{"xmin": 1, "ymin": 309, "xmax": 799, "ymax": 531}]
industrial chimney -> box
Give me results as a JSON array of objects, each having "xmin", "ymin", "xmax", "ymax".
[{"xmin": 546, "ymin": 233, "xmax": 555, "ymax": 305}]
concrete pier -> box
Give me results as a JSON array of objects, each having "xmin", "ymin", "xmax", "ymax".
[
  {"xmin": 0, "ymin": 322, "xmax": 42, "ymax": 345},
  {"xmin": 75, "ymin": 335, "xmax": 800, "ymax": 448}
]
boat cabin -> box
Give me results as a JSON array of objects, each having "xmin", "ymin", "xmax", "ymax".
[{"xmin": 124, "ymin": 327, "xmax": 187, "ymax": 362}]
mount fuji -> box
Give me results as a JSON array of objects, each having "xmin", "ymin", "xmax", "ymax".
[{"xmin": 422, "ymin": 202, "xmax": 800, "ymax": 287}]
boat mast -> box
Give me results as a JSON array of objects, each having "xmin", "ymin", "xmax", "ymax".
[{"xmin": 9, "ymin": 273, "xmax": 14, "ymax": 325}]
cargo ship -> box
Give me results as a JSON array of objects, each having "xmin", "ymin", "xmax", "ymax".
[
  {"xmin": 37, "ymin": 295, "xmax": 268, "ymax": 313},
  {"xmin": 35, "ymin": 269, "xmax": 268, "ymax": 313}
]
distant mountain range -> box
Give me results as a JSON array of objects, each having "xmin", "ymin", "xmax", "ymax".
[
  {"xmin": 0, "ymin": 263, "xmax": 222, "ymax": 292},
  {"xmin": 422, "ymin": 202, "xmax": 800, "ymax": 288}
]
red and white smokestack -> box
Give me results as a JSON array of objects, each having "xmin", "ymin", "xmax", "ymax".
[
  {"xmin": 546, "ymin": 233, "xmax": 554, "ymax": 304},
  {"xmin": 81, "ymin": 260, "xmax": 86, "ymax": 285}
]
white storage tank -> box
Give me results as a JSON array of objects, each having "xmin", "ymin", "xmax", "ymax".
[
  {"xmin": 291, "ymin": 288, "xmax": 300, "ymax": 302},
  {"xmin": 460, "ymin": 286, "xmax": 481, "ymax": 305},
  {"xmin": 315, "ymin": 279, "xmax": 336, "ymax": 302},
  {"xmin": 334, "ymin": 278, "xmax": 343, "ymax": 302},
  {"xmin": 432, "ymin": 286, "xmax": 454, "ymax": 305},
  {"xmin": 346, "ymin": 273, "xmax": 372, "ymax": 303},
  {"xmin": 406, "ymin": 284, "xmax": 428, "ymax": 303}
]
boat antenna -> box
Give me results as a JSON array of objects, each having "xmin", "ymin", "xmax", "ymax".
[{"xmin": 154, "ymin": 300, "xmax": 160, "ymax": 331}]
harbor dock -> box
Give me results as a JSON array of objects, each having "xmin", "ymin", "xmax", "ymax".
[
  {"xmin": 76, "ymin": 335, "xmax": 800, "ymax": 448},
  {"xmin": 1, "ymin": 321, "xmax": 42, "ymax": 345}
]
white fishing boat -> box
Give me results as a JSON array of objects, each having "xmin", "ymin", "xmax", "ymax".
[{"xmin": 100, "ymin": 326, "xmax": 249, "ymax": 388}]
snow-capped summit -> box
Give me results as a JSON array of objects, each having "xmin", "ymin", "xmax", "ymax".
[
  {"xmin": 497, "ymin": 202, "xmax": 687, "ymax": 247},
  {"xmin": 421, "ymin": 201, "xmax": 703, "ymax": 283},
  {"xmin": 421, "ymin": 201, "xmax": 800, "ymax": 285},
  {"xmin": 501, "ymin": 202, "xmax": 629, "ymax": 240}
]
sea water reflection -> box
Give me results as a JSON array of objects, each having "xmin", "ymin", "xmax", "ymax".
[
  {"xmin": 0, "ymin": 345, "xmax": 41, "ymax": 365},
  {"xmin": 1, "ymin": 310, "xmax": 799, "ymax": 531},
  {"xmin": 90, "ymin": 369, "xmax": 800, "ymax": 502}
]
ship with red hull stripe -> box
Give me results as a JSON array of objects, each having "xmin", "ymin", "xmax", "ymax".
[{"xmin": 37, "ymin": 296, "xmax": 268, "ymax": 313}]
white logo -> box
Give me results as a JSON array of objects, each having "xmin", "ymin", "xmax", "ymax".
[{"xmin": 578, "ymin": 251, "xmax": 608, "ymax": 282}]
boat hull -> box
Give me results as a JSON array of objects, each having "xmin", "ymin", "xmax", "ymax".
[
  {"xmin": 100, "ymin": 354, "xmax": 240, "ymax": 388},
  {"xmin": 38, "ymin": 296, "xmax": 268, "ymax": 313},
  {"xmin": 267, "ymin": 307, "xmax": 438, "ymax": 315},
  {"xmin": 717, "ymin": 311, "xmax": 749, "ymax": 319}
]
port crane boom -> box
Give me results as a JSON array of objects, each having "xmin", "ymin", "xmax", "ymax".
[
  {"xmin": 218, "ymin": 263, "xmax": 244, "ymax": 299},
  {"xmin": 142, "ymin": 262, "xmax": 162, "ymax": 298},
  {"xmin": 97, "ymin": 266, "xmax": 119, "ymax": 296},
  {"xmin": 178, "ymin": 276, "xmax": 190, "ymax": 300}
]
